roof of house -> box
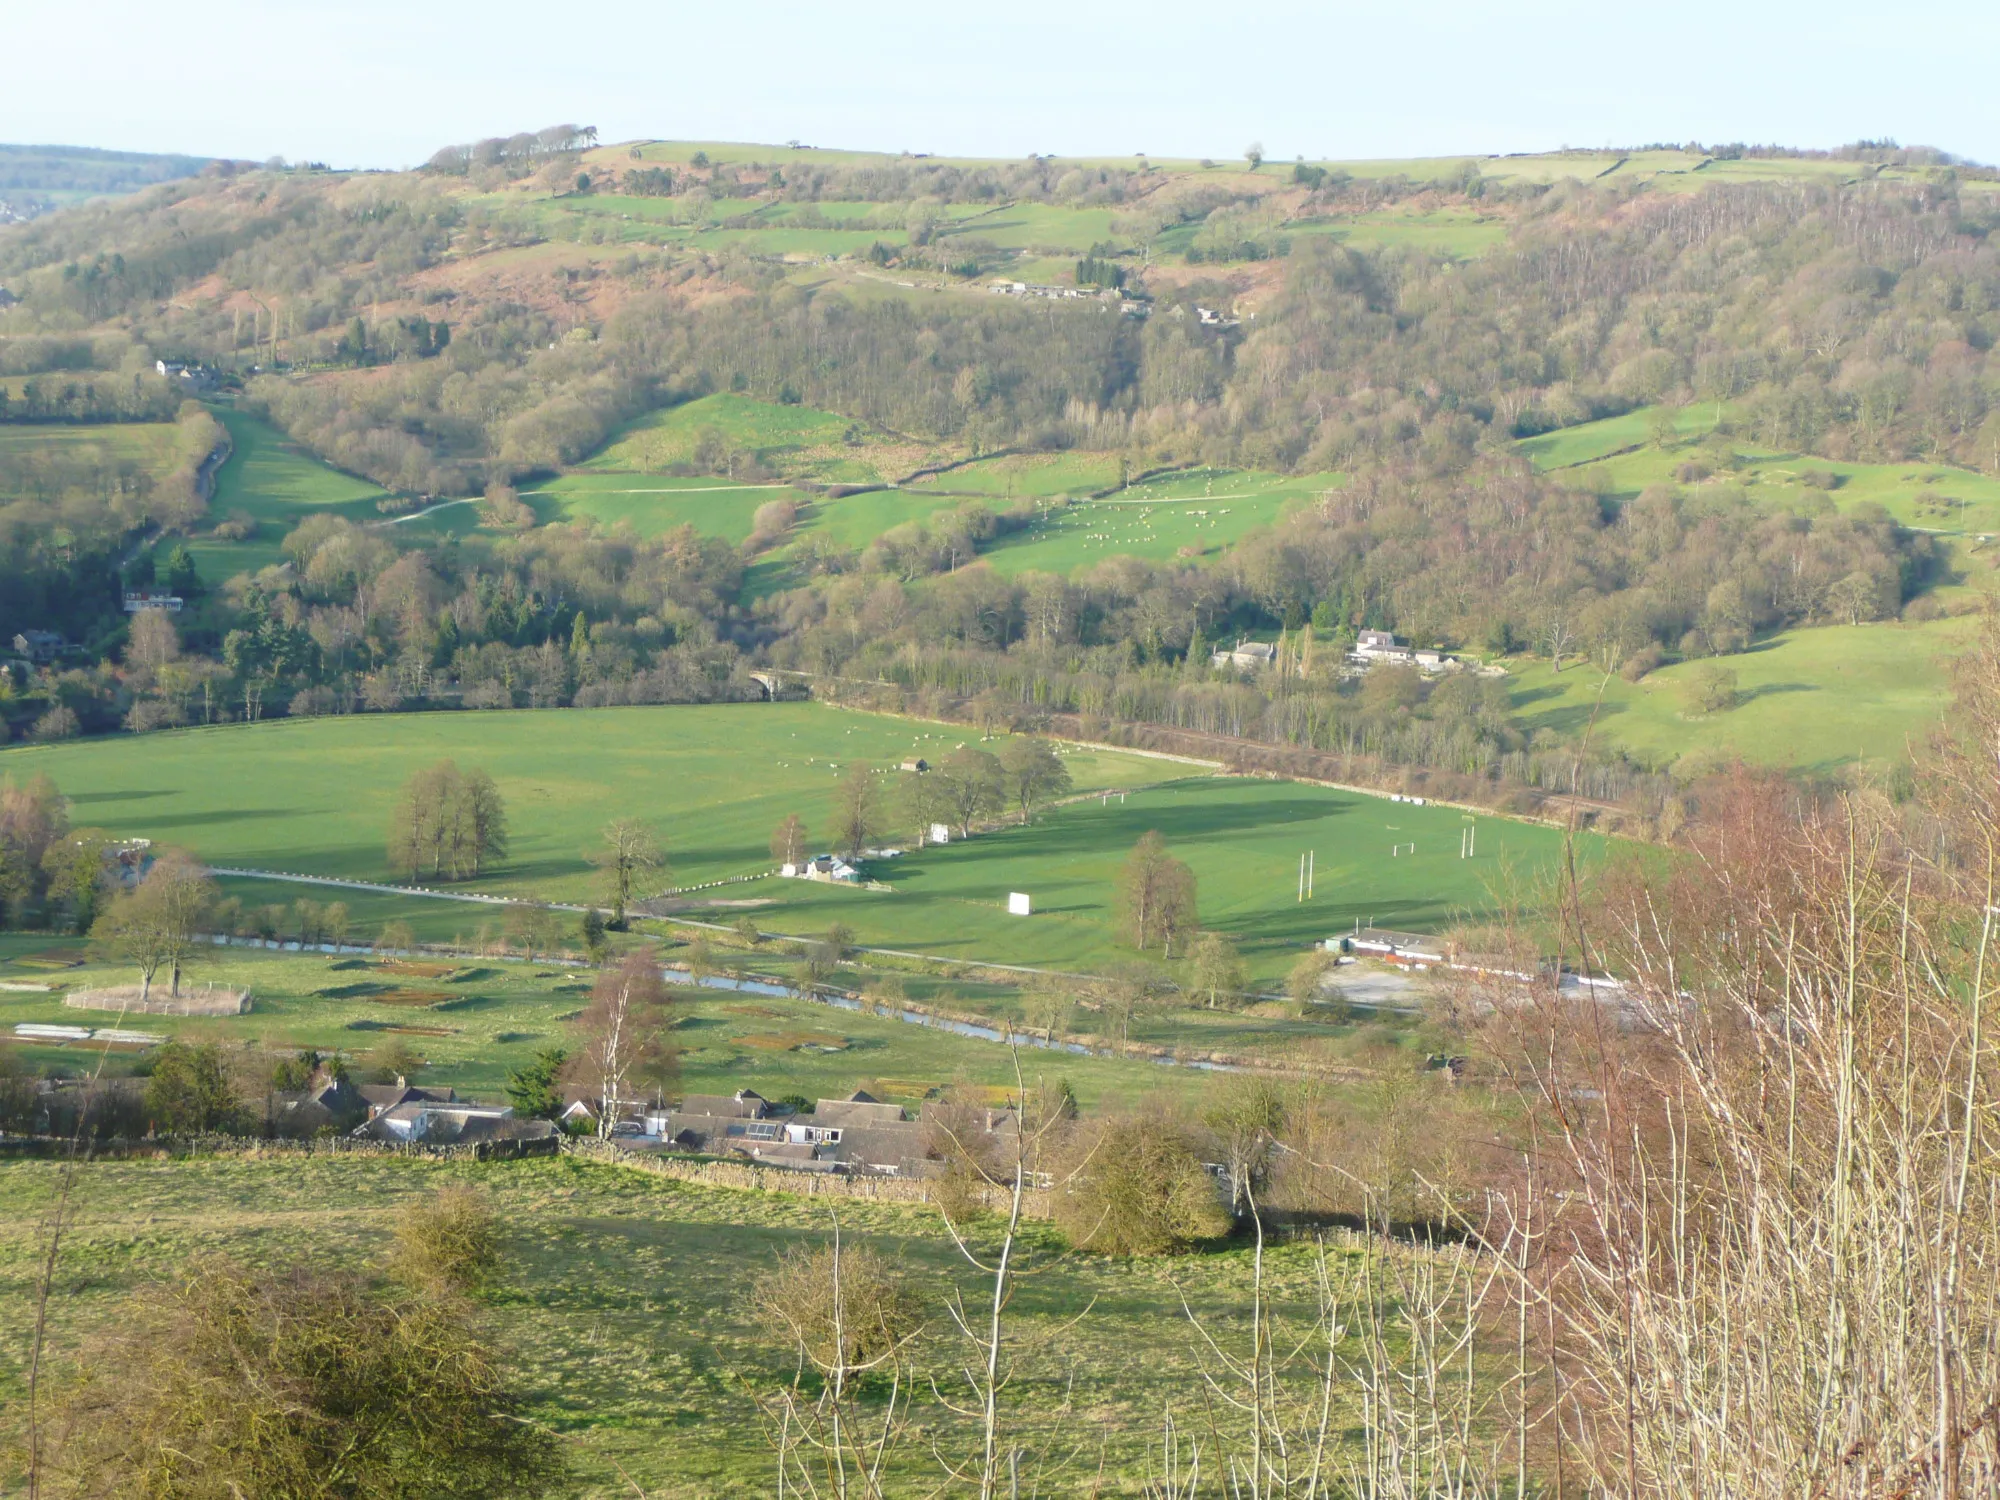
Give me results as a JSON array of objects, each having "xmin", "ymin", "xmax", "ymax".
[
  {"xmin": 828, "ymin": 1122, "xmax": 931, "ymax": 1173},
  {"xmin": 814, "ymin": 1095, "xmax": 906, "ymax": 1127},
  {"xmin": 357, "ymin": 1082, "xmax": 455, "ymax": 1113}
]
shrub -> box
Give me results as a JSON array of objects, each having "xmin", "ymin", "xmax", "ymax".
[
  {"xmin": 391, "ymin": 1185, "xmax": 500, "ymax": 1292},
  {"xmin": 1055, "ymin": 1111, "xmax": 1230, "ymax": 1255},
  {"xmin": 46, "ymin": 1260, "xmax": 565, "ymax": 1498}
]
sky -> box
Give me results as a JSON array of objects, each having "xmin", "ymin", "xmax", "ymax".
[{"xmin": 6, "ymin": 0, "xmax": 1998, "ymax": 169}]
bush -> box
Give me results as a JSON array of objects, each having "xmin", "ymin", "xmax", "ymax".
[
  {"xmin": 1055, "ymin": 1111, "xmax": 1230, "ymax": 1255},
  {"xmin": 46, "ymin": 1260, "xmax": 565, "ymax": 1498},
  {"xmin": 755, "ymin": 1242, "xmax": 924, "ymax": 1368},
  {"xmin": 1682, "ymin": 662, "xmax": 1740, "ymax": 716},
  {"xmin": 31, "ymin": 705, "xmax": 80, "ymax": 741},
  {"xmin": 391, "ymin": 1185, "xmax": 500, "ymax": 1292},
  {"xmin": 1620, "ymin": 643, "xmax": 1665, "ymax": 681}
]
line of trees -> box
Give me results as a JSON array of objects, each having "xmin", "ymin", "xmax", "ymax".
[{"xmin": 386, "ymin": 761, "xmax": 507, "ymax": 881}]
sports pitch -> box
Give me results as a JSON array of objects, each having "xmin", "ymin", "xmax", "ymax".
[{"xmin": 0, "ymin": 703, "xmax": 1573, "ymax": 980}]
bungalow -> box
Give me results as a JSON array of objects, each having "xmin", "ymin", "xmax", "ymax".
[
  {"xmin": 355, "ymin": 1099, "xmax": 520, "ymax": 1144},
  {"xmin": 656, "ymin": 1087, "xmax": 1017, "ymax": 1178}
]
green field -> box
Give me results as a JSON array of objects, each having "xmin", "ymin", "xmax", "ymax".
[
  {"xmin": 901, "ymin": 450, "xmax": 1127, "ymax": 500},
  {"xmin": 187, "ymin": 407, "xmax": 392, "ymax": 576},
  {"xmin": 0, "ymin": 420, "xmax": 185, "ymax": 474},
  {"xmin": 520, "ymin": 472, "xmax": 814, "ymax": 541},
  {"xmin": 1506, "ymin": 616, "xmax": 1977, "ymax": 773},
  {"xmin": 0, "ymin": 1150, "xmax": 1395, "ymax": 1496},
  {"xmin": 0, "ymin": 934, "xmax": 1294, "ymax": 1106},
  {"xmin": 977, "ymin": 467, "xmax": 1337, "ymax": 574},
  {"xmin": 584, "ymin": 392, "xmax": 951, "ymax": 486},
  {"xmin": 0, "ymin": 704, "xmax": 1566, "ymax": 980}
]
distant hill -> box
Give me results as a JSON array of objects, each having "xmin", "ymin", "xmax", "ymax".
[{"xmin": 0, "ymin": 142, "xmax": 213, "ymax": 220}]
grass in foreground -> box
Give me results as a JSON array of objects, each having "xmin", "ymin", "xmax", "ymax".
[{"xmin": 0, "ymin": 1152, "xmax": 1368, "ymax": 1497}]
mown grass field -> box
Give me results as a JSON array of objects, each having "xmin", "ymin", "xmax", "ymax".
[
  {"xmin": 745, "ymin": 774, "xmax": 1570, "ymax": 979},
  {"xmin": 1505, "ymin": 616, "xmax": 1978, "ymax": 773},
  {"xmin": 0, "ymin": 1151, "xmax": 1391, "ymax": 1497},
  {"xmin": 0, "ymin": 705, "xmax": 1151, "ymax": 898},
  {"xmin": 0, "ymin": 703, "xmax": 1568, "ymax": 981},
  {"xmin": 0, "ymin": 420, "xmax": 185, "ymax": 473}
]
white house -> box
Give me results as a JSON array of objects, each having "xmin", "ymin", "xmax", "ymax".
[{"xmin": 788, "ymin": 854, "xmax": 861, "ymax": 883}]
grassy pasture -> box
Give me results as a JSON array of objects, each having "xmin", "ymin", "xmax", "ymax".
[
  {"xmin": 0, "ymin": 703, "xmax": 1162, "ymax": 903},
  {"xmin": 978, "ymin": 467, "xmax": 1337, "ymax": 575},
  {"xmin": 1505, "ymin": 616, "xmax": 1976, "ymax": 773},
  {"xmin": 520, "ymin": 473, "xmax": 813, "ymax": 542},
  {"xmin": 584, "ymin": 392, "xmax": 953, "ymax": 485},
  {"xmin": 0, "ymin": 419, "xmax": 183, "ymax": 474},
  {"xmin": 1519, "ymin": 407, "xmax": 2000, "ymax": 548},
  {"xmin": 191, "ymin": 407, "xmax": 392, "ymax": 575},
  {"xmin": 0, "ymin": 703, "xmax": 1563, "ymax": 981},
  {"xmin": 0, "ymin": 1151, "xmax": 1389, "ymax": 1495},
  {"xmin": 902, "ymin": 450, "xmax": 1126, "ymax": 499},
  {"xmin": 0, "ymin": 937, "xmax": 1260, "ymax": 1106},
  {"xmin": 744, "ymin": 775, "xmax": 1571, "ymax": 980}
]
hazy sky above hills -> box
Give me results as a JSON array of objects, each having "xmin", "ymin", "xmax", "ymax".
[{"xmin": 6, "ymin": 0, "xmax": 1996, "ymax": 168}]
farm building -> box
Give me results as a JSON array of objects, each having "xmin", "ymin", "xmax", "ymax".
[{"xmin": 900, "ymin": 758, "xmax": 929, "ymax": 773}]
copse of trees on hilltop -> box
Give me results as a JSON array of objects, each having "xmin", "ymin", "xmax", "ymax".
[{"xmin": 423, "ymin": 124, "xmax": 599, "ymax": 177}]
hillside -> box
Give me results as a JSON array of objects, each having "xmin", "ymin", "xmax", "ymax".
[
  {"xmin": 3, "ymin": 130, "xmax": 1997, "ymax": 799},
  {"xmin": 0, "ymin": 142, "xmax": 214, "ymax": 222}
]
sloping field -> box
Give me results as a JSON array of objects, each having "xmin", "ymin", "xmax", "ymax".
[
  {"xmin": 192, "ymin": 407, "xmax": 392, "ymax": 574},
  {"xmin": 1505, "ymin": 616, "xmax": 1976, "ymax": 773},
  {"xmin": 521, "ymin": 472, "xmax": 813, "ymax": 541},
  {"xmin": 978, "ymin": 467, "xmax": 1337, "ymax": 575},
  {"xmin": 583, "ymin": 392, "xmax": 954, "ymax": 485},
  {"xmin": 0, "ymin": 1151, "xmax": 1388, "ymax": 1495}
]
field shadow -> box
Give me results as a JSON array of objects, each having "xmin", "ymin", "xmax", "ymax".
[
  {"xmin": 1514, "ymin": 699, "xmax": 1629, "ymax": 737},
  {"xmin": 1738, "ymin": 682, "xmax": 1816, "ymax": 703},
  {"xmin": 68, "ymin": 789, "xmax": 177, "ymax": 805}
]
